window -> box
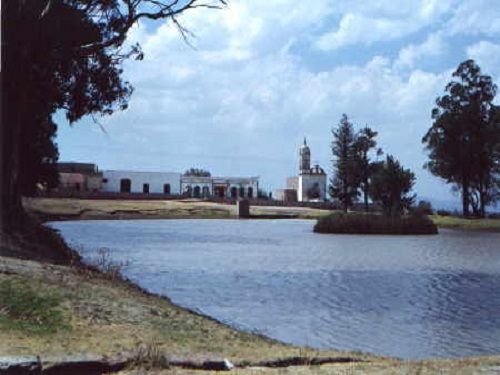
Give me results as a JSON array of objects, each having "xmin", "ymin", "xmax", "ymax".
[
  {"xmin": 230, "ymin": 186, "xmax": 237, "ymax": 198},
  {"xmin": 163, "ymin": 184, "xmax": 171, "ymax": 194},
  {"xmin": 143, "ymin": 183, "xmax": 149, "ymax": 194},
  {"xmin": 103, "ymin": 178, "xmax": 108, "ymax": 183},
  {"xmin": 120, "ymin": 178, "xmax": 131, "ymax": 193},
  {"xmin": 247, "ymin": 187, "xmax": 253, "ymax": 198},
  {"xmin": 239, "ymin": 187, "xmax": 245, "ymax": 198},
  {"xmin": 193, "ymin": 186, "xmax": 201, "ymax": 198}
]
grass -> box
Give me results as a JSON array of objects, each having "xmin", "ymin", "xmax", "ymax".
[
  {"xmin": 0, "ymin": 278, "xmax": 68, "ymax": 335},
  {"xmin": 314, "ymin": 212, "xmax": 438, "ymax": 235},
  {"xmin": 0, "ymin": 256, "xmax": 374, "ymax": 363},
  {"xmin": 23, "ymin": 197, "xmax": 330, "ymax": 221},
  {"xmin": 430, "ymin": 214, "xmax": 500, "ymax": 232}
]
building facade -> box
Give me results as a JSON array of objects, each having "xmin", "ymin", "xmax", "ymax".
[
  {"xmin": 101, "ymin": 170, "xmax": 182, "ymax": 195},
  {"xmin": 276, "ymin": 138, "xmax": 327, "ymax": 202},
  {"xmin": 57, "ymin": 162, "xmax": 102, "ymax": 192},
  {"xmin": 181, "ymin": 176, "xmax": 259, "ymax": 199}
]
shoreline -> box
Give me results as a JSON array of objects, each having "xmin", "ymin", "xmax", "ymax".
[
  {"xmin": 1, "ymin": 197, "xmax": 499, "ymax": 373},
  {"xmin": 24, "ymin": 197, "xmax": 500, "ymax": 233}
]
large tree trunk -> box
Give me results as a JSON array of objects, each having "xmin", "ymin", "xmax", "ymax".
[
  {"xmin": 462, "ymin": 180, "xmax": 470, "ymax": 217},
  {"xmin": 1, "ymin": 1, "xmax": 27, "ymax": 234}
]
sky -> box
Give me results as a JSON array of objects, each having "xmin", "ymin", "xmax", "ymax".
[{"xmin": 56, "ymin": 0, "xmax": 500, "ymax": 208}]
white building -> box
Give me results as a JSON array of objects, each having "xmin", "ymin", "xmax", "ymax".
[
  {"xmin": 101, "ymin": 170, "xmax": 258, "ymax": 198},
  {"xmin": 181, "ymin": 176, "xmax": 259, "ymax": 199},
  {"xmin": 276, "ymin": 138, "xmax": 327, "ymax": 202},
  {"xmin": 297, "ymin": 139, "xmax": 327, "ymax": 202},
  {"xmin": 101, "ymin": 170, "xmax": 181, "ymax": 194}
]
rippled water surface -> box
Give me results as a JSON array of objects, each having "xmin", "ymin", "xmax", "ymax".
[{"xmin": 49, "ymin": 219, "xmax": 500, "ymax": 359}]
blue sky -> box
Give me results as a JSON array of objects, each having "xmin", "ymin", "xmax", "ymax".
[{"xmin": 56, "ymin": 0, "xmax": 500, "ymax": 208}]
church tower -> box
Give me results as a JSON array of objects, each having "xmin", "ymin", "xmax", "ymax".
[
  {"xmin": 299, "ymin": 137, "xmax": 311, "ymax": 174},
  {"xmin": 297, "ymin": 137, "xmax": 327, "ymax": 202}
]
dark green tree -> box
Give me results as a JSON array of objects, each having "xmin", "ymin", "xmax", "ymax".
[
  {"xmin": 422, "ymin": 59, "xmax": 499, "ymax": 216},
  {"xmin": 353, "ymin": 125, "xmax": 381, "ymax": 211},
  {"xmin": 183, "ymin": 168, "xmax": 211, "ymax": 177},
  {"xmin": 369, "ymin": 155, "xmax": 415, "ymax": 217},
  {"xmin": 330, "ymin": 114, "xmax": 359, "ymax": 211},
  {"xmin": 1, "ymin": 0, "xmax": 224, "ymax": 232}
]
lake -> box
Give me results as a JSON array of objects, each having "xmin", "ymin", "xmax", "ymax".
[{"xmin": 48, "ymin": 219, "xmax": 500, "ymax": 360}]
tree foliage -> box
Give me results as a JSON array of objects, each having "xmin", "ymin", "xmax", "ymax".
[
  {"xmin": 330, "ymin": 114, "xmax": 359, "ymax": 211},
  {"xmin": 353, "ymin": 125, "xmax": 381, "ymax": 210},
  {"xmin": 369, "ymin": 155, "xmax": 416, "ymax": 217},
  {"xmin": 2, "ymin": 0, "xmax": 224, "ymax": 230},
  {"xmin": 422, "ymin": 59, "xmax": 500, "ymax": 216},
  {"xmin": 183, "ymin": 168, "xmax": 211, "ymax": 177}
]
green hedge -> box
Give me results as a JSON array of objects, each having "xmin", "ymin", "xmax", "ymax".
[{"xmin": 313, "ymin": 212, "xmax": 438, "ymax": 235}]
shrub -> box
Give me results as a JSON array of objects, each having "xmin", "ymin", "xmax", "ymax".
[
  {"xmin": 415, "ymin": 200, "xmax": 434, "ymax": 215},
  {"xmin": 436, "ymin": 209, "xmax": 451, "ymax": 216},
  {"xmin": 313, "ymin": 212, "xmax": 438, "ymax": 235}
]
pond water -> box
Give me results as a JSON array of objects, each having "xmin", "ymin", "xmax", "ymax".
[{"xmin": 48, "ymin": 219, "xmax": 500, "ymax": 359}]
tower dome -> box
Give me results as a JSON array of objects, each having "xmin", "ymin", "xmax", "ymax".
[{"xmin": 299, "ymin": 137, "xmax": 311, "ymax": 173}]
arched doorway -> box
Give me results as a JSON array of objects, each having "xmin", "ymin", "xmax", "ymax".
[
  {"xmin": 239, "ymin": 186, "xmax": 245, "ymax": 198},
  {"xmin": 185, "ymin": 185, "xmax": 192, "ymax": 197},
  {"xmin": 120, "ymin": 178, "xmax": 131, "ymax": 193},
  {"xmin": 202, "ymin": 186, "xmax": 210, "ymax": 198},
  {"xmin": 193, "ymin": 186, "xmax": 201, "ymax": 198},
  {"xmin": 230, "ymin": 186, "xmax": 237, "ymax": 198},
  {"xmin": 163, "ymin": 184, "xmax": 171, "ymax": 194},
  {"xmin": 247, "ymin": 187, "xmax": 253, "ymax": 198}
]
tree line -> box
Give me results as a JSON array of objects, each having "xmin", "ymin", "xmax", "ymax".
[
  {"xmin": 330, "ymin": 59, "xmax": 500, "ymax": 218},
  {"xmin": 330, "ymin": 114, "xmax": 415, "ymax": 217}
]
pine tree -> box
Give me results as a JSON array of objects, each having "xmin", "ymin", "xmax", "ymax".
[{"xmin": 330, "ymin": 114, "xmax": 359, "ymax": 211}]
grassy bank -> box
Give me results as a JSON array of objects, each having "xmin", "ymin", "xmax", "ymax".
[
  {"xmin": 430, "ymin": 214, "xmax": 500, "ymax": 232},
  {"xmin": 0, "ymin": 255, "xmax": 379, "ymax": 367},
  {"xmin": 2, "ymin": 256, "xmax": 500, "ymax": 374},
  {"xmin": 314, "ymin": 213, "xmax": 438, "ymax": 235},
  {"xmin": 23, "ymin": 197, "xmax": 330, "ymax": 221}
]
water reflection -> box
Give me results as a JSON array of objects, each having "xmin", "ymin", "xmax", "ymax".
[{"xmin": 48, "ymin": 219, "xmax": 500, "ymax": 359}]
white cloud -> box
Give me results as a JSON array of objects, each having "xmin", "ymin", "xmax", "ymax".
[
  {"xmin": 314, "ymin": 0, "xmax": 454, "ymax": 51},
  {"xmin": 394, "ymin": 33, "xmax": 446, "ymax": 69},
  {"xmin": 446, "ymin": 0, "xmax": 500, "ymax": 37},
  {"xmin": 466, "ymin": 41, "xmax": 500, "ymax": 79},
  {"xmin": 60, "ymin": 0, "xmax": 500, "ymax": 204}
]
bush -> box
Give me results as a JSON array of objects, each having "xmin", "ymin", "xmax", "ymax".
[
  {"xmin": 415, "ymin": 200, "xmax": 433, "ymax": 215},
  {"xmin": 313, "ymin": 212, "xmax": 438, "ymax": 235},
  {"xmin": 436, "ymin": 209, "xmax": 451, "ymax": 216}
]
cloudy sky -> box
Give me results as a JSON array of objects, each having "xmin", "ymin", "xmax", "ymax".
[{"xmin": 56, "ymin": 0, "xmax": 500, "ymax": 207}]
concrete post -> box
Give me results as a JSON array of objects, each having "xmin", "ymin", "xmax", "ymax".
[{"xmin": 237, "ymin": 199, "xmax": 250, "ymax": 218}]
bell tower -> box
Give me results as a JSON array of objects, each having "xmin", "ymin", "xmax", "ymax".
[{"xmin": 299, "ymin": 137, "xmax": 311, "ymax": 174}]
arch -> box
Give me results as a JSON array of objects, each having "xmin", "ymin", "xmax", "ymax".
[
  {"xmin": 247, "ymin": 187, "xmax": 253, "ymax": 198},
  {"xmin": 239, "ymin": 186, "xmax": 245, "ymax": 198},
  {"xmin": 193, "ymin": 185, "xmax": 201, "ymax": 198},
  {"xmin": 202, "ymin": 186, "xmax": 210, "ymax": 198},
  {"xmin": 120, "ymin": 178, "xmax": 131, "ymax": 193},
  {"xmin": 185, "ymin": 185, "xmax": 192, "ymax": 197},
  {"xmin": 163, "ymin": 183, "xmax": 171, "ymax": 194},
  {"xmin": 230, "ymin": 186, "xmax": 237, "ymax": 198},
  {"xmin": 143, "ymin": 183, "xmax": 149, "ymax": 194}
]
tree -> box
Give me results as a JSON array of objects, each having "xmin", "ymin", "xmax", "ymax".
[
  {"xmin": 369, "ymin": 155, "xmax": 416, "ymax": 217},
  {"xmin": 353, "ymin": 125, "xmax": 381, "ymax": 211},
  {"xmin": 1, "ymin": 0, "xmax": 224, "ymax": 232},
  {"xmin": 330, "ymin": 114, "xmax": 359, "ymax": 211},
  {"xmin": 183, "ymin": 168, "xmax": 211, "ymax": 177},
  {"xmin": 422, "ymin": 59, "xmax": 500, "ymax": 217}
]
